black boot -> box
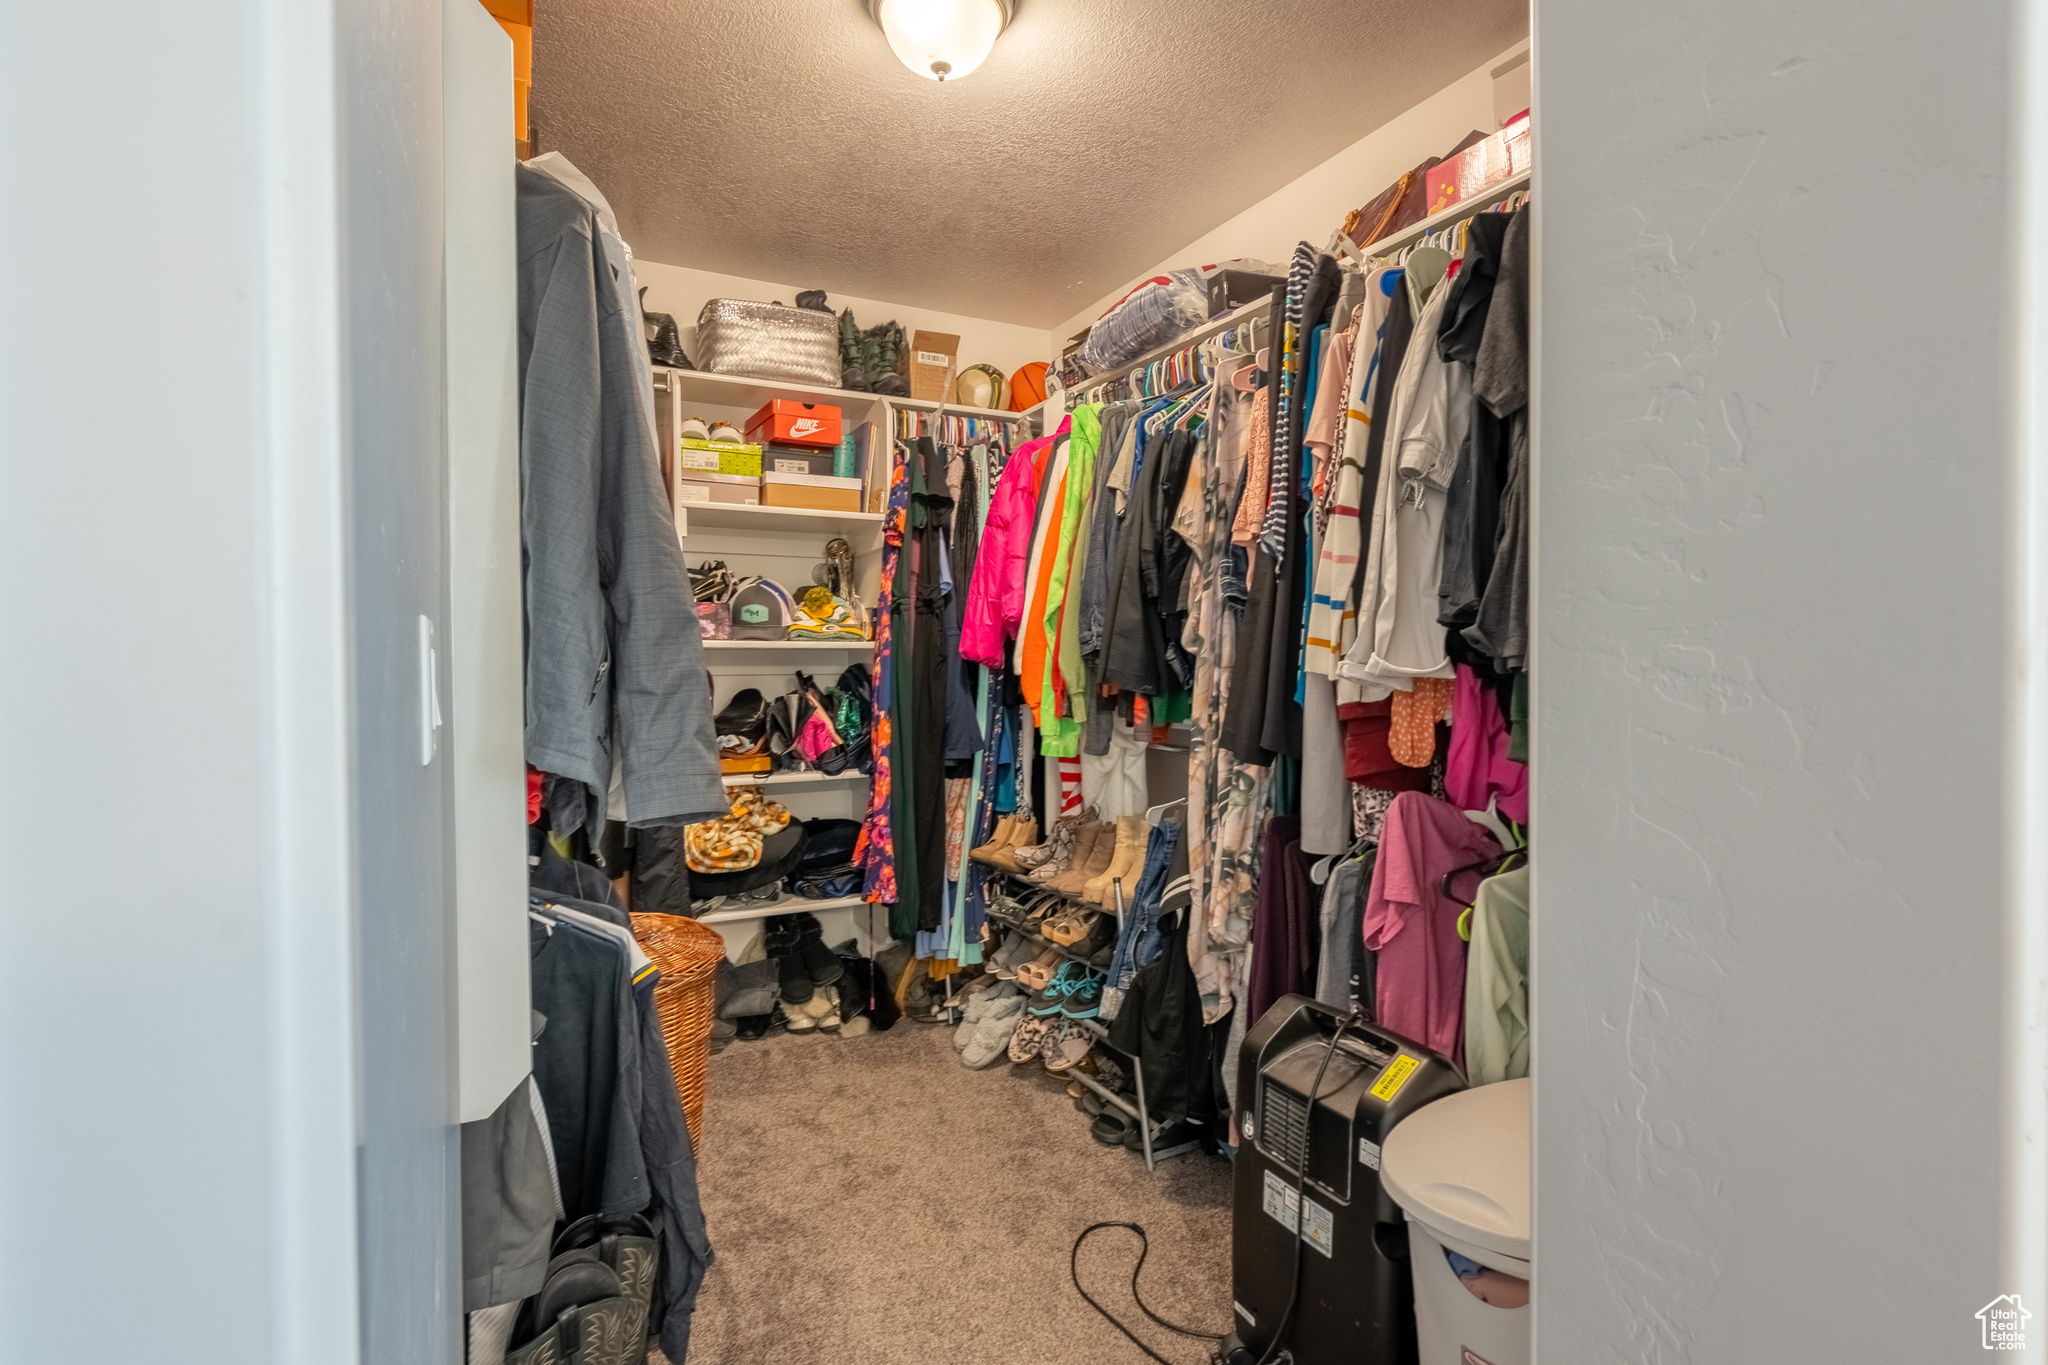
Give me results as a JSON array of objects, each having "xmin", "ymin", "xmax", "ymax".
[
  {"xmin": 763, "ymin": 915, "xmax": 813, "ymax": 1005},
  {"xmin": 795, "ymin": 912, "xmax": 845, "ymax": 987}
]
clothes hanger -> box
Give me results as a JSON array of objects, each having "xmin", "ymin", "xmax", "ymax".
[
  {"xmin": 1404, "ymin": 244, "xmax": 1451, "ymax": 307},
  {"xmin": 1145, "ymin": 795, "xmax": 1187, "ymax": 826},
  {"xmin": 1438, "ymin": 844, "xmax": 1530, "ymax": 939}
]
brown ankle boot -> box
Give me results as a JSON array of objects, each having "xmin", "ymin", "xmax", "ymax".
[
  {"xmin": 1054, "ymin": 820, "xmax": 1117, "ymax": 896},
  {"xmin": 1030, "ymin": 816, "xmax": 1095, "ymax": 885},
  {"xmin": 1089, "ymin": 815, "xmax": 1149, "ymax": 906},
  {"xmin": 988, "ymin": 814, "xmax": 1039, "ymax": 874}
]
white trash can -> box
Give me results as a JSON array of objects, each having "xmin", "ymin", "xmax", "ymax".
[{"xmin": 1380, "ymin": 1077, "xmax": 1530, "ymax": 1365}]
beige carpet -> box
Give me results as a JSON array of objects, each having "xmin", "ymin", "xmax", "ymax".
[{"xmin": 656, "ymin": 1014, "xmax": 1235, "ymax": 1365}]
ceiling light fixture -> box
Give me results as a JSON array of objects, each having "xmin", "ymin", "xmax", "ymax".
[{"xmin": 867, "ymin": 0, "xmax": 1013, "ymax": 82}]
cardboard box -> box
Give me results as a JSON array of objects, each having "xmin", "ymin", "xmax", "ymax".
[
  {"xmin": 763, "ymin": 443, "xmax": 838, "ymax": 477},
  {"xmin": 909, "ymin": 330, "xmax": 960, "ymax": 401},
  {"xmin": 1424, "ymin": 112, "xmax": 1531, "ymax": 217},
  {"xmin": 761, "ymin": 471, "xmax": 863, "ymax": 512},
  {"xmin": 744, "ymin": 399, "xmax": 842, "ymax": 449},
  {"xmin": 677, "ymin": 438, "xmax": 762, "ymax": 477},
  {"xmin": 676, "ymin": 470, "xmax": 760, "ymax": 506}
]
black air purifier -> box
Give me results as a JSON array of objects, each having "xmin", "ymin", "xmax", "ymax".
[{"xmin": 1223, "ymin": 995, "xmax": 1463, "ymax": 1365}]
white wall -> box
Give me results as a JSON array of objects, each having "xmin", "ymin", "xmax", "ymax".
[
  {"xmin": 1049, "ymin": 41, "xmax": 1528, "ymax": 350},
  {"xmin": 1, "ymin": 2, "xmax": 365, "ymax": 1362},
  {"xmin": 635, "ymin": 258, "xmax": 1050, "ymax": 383},
  {"xmin": 1533, "ymin": 2, "xmax": 2047, "ymax": 1361}
]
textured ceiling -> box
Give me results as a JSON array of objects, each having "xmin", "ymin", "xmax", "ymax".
[{"xmin": 532, "ymin": 0, "xmax": 1527, "ymax": 327}]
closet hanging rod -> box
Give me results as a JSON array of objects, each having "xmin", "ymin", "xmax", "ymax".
[
  {"xmin": 1353, "ymin": 167, "xmax": 1532, "ymax": 261},
  {"xmin": 1052, "ymin": 298, "xmax": 1272, "ymax": 403}
]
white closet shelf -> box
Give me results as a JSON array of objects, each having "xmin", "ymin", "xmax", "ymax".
[
  {"xmin": 885, "ymin": 394, "xmax": 1037, "ymax": 423},
  {"xmin": 695, "ymin": 893, "xmax": 866, "ymax": 926},
  {"xmin": 676, "ymin": 501, "xmax": 884, "ymax": 538},
  {"xmin": 702, "ymin": 639, "xmax": 875, "ymax": 652},
  {"xmin": 654, "ymin": 366, "xmax": 880, "ymax": 414},
  {"xmin": 1361, "ymin": 168, "xmax": 1531, "ymax": 258},
  {"xmin": 721, "ymin": 770, "xmax": 868, "ymax": 788}
]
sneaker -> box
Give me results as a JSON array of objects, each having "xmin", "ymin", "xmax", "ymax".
[
  {"xmin": 1059, "ymin": 969, "xmax": 1105, "ymax": 1020},
  {"xmin": 1028, "ymin": 962, "xmax": 1083, "ymax": 1017},
  {"xmin": 707, "ymin": 419, "xmax": 744, "ymax": 444},
  {"xmin": 680, "ymin": 415, "xmax": 711, "ymax": 442}
]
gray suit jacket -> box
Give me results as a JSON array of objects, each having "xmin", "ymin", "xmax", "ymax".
[{"xmin": 516, "ymin": 165, "xmax": 723, "ymax": 829}]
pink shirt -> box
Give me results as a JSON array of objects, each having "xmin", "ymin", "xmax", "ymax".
[
  {"xmin": 1445, "ymin": 664, "xmax": 1529, "ymax": 822},
  {"xmin": 1364, "ymin": 791, "xmax": 1501, "ymax": 1068}
]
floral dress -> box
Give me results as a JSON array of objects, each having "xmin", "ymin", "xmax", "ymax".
[
  {"xmin": 856, "ymin": 444, "xmax": 912, "ymax": 906},
  {"xmin": 1184, "ymin": 360, "xmax": 1274, "ymax": 1023}
]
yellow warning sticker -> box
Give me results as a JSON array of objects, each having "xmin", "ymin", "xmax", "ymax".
[{"xmin": 1369, "ymin": 1055, "xmax": 1420, "ymax": 1102}]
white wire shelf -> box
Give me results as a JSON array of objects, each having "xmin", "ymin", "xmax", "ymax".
[
  {"xmin": 695, "ymin": 893, "xmax": 867, "ymax": 926},
  {"xmin": 721, "ymin": 770, "xmax": 869, "ymax": 788},
  {"xmin": 676, "ymin": 502, "xmax": 884, "ymax": 538}
]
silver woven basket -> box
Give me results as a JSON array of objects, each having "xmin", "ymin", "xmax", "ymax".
[{"xmin": 694, "ymin": 298, "xmax": 841, "ymax": 387}]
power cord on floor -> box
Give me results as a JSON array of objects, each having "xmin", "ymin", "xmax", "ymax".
[
  {"xmin": 1250, "ymin": 1017, "xmax": 1350, "ymax": 1365},
  {"xmin": 1071, "ymin": 1221, "xmax": 1225, "ymax": 1365},
  {"xmin": 1071, "ymin": 1018, "xmax": 1351, "ymax": 1365}
]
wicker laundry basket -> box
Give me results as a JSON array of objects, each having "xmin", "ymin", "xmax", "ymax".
[{"xmin": 630, "ymin": 912, "xmax": 726, "ymax": 1150}]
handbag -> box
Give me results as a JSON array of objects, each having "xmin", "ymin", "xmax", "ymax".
[
  {"xmin": 694, "ymin": 298, "xmax": 841, "ymax": 386},
  {"xmin": 828, "ymin": 664, "xmax": 874, "ymax": 773},
  {"xmin": 1342, "ymin": 130, "xmax": 1490, "ymax": 249}
]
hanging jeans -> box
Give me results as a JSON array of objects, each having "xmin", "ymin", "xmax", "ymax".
[{"xmin": 1101, "ymin": 813, "xmax": 1182, "ymax": 1018}]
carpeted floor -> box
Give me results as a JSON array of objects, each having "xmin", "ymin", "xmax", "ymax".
[{"xmin": 656, "ymin": 1015, "xmax": 1235, "ymax": 1365}]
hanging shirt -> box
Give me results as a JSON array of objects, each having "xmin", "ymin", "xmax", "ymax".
[
  {"xmin": 960, "ymin": 432, "xmax": 1049, "ymax": 666},
  {"xmin": 1016, "ymin": 433, "xmax": 1072, "ymax": 717},
  {"xmin": 1464, "ymin": 865, "xmax": 1530, "ymax": 1086},
  {"xmin": 1041, "ymin": 406, "xmax": 1100, "ymax": 753},
  {"xmin": 1445, "ymin": 663, "xmax": 1529, "ymax": 822},
  {"xmin": 1363, "ymin": 791, "xmax": 1501, "ymax": 1067},
  {"xmin": 1309, "ymin": 269, "xmax": 1400, "ymax": 681},
  {"xmin": 1340, "ymin": 278, "xmax": 1466, "ymax": 694}
]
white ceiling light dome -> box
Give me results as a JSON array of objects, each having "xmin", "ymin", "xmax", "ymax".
[{"xmin": 867, "ymin": 0, "xmax": 1014, "ymax": 82}]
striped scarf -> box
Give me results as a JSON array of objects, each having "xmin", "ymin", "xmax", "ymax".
[{"xmin": 1258, "ymin": 242, "xmax": 1317, "ymax": 562}]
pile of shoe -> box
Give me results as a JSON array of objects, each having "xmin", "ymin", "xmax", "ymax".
[
  {"xmin": 974, "ymin": 809, "xmax": 1147, "ymax": 909},
  {"xmin": 969, "ymin": 809, "xmax": 1038, "ymax": 874},
  {"xmin": 952, "ymin": 979, "xmax": 1026, "ymax": 1067},
  {"xmin": 762, "ymin": 911, "xmax": 846, "ymax": 1035},
  {"xmin": 1032, "ymin": 813, "xmax": 1149, "ymax": 905}
]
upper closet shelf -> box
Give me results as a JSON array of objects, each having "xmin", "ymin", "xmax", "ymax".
[
  {"xmin": 655, "ymin": 365, "xmax": 884, "ymax": 415},
  {"xmin": 886, "ymin": 394, "xmax": 1042, "ymax": 423},
  {"xmin": 1361, "ymin": 168, "xmax": 1532, "ymax": 258},
  {"xmin": 652, "ymin": 365, "xmax": 1043, "ymax": 424}
]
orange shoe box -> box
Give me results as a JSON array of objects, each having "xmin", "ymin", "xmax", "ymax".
[{"xmin": 745, "ymin": 400, "xmax": 843, "ymax": 449}]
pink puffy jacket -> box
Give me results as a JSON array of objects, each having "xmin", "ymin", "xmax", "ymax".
[{"xmin": 960, "ymin": 427, "xmax": 1061, "ymax": 667}]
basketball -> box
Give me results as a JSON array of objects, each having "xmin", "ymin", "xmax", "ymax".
[{"xmin": 1008, "ymin": 361, "xmax": 1049, "ymax": 411}]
